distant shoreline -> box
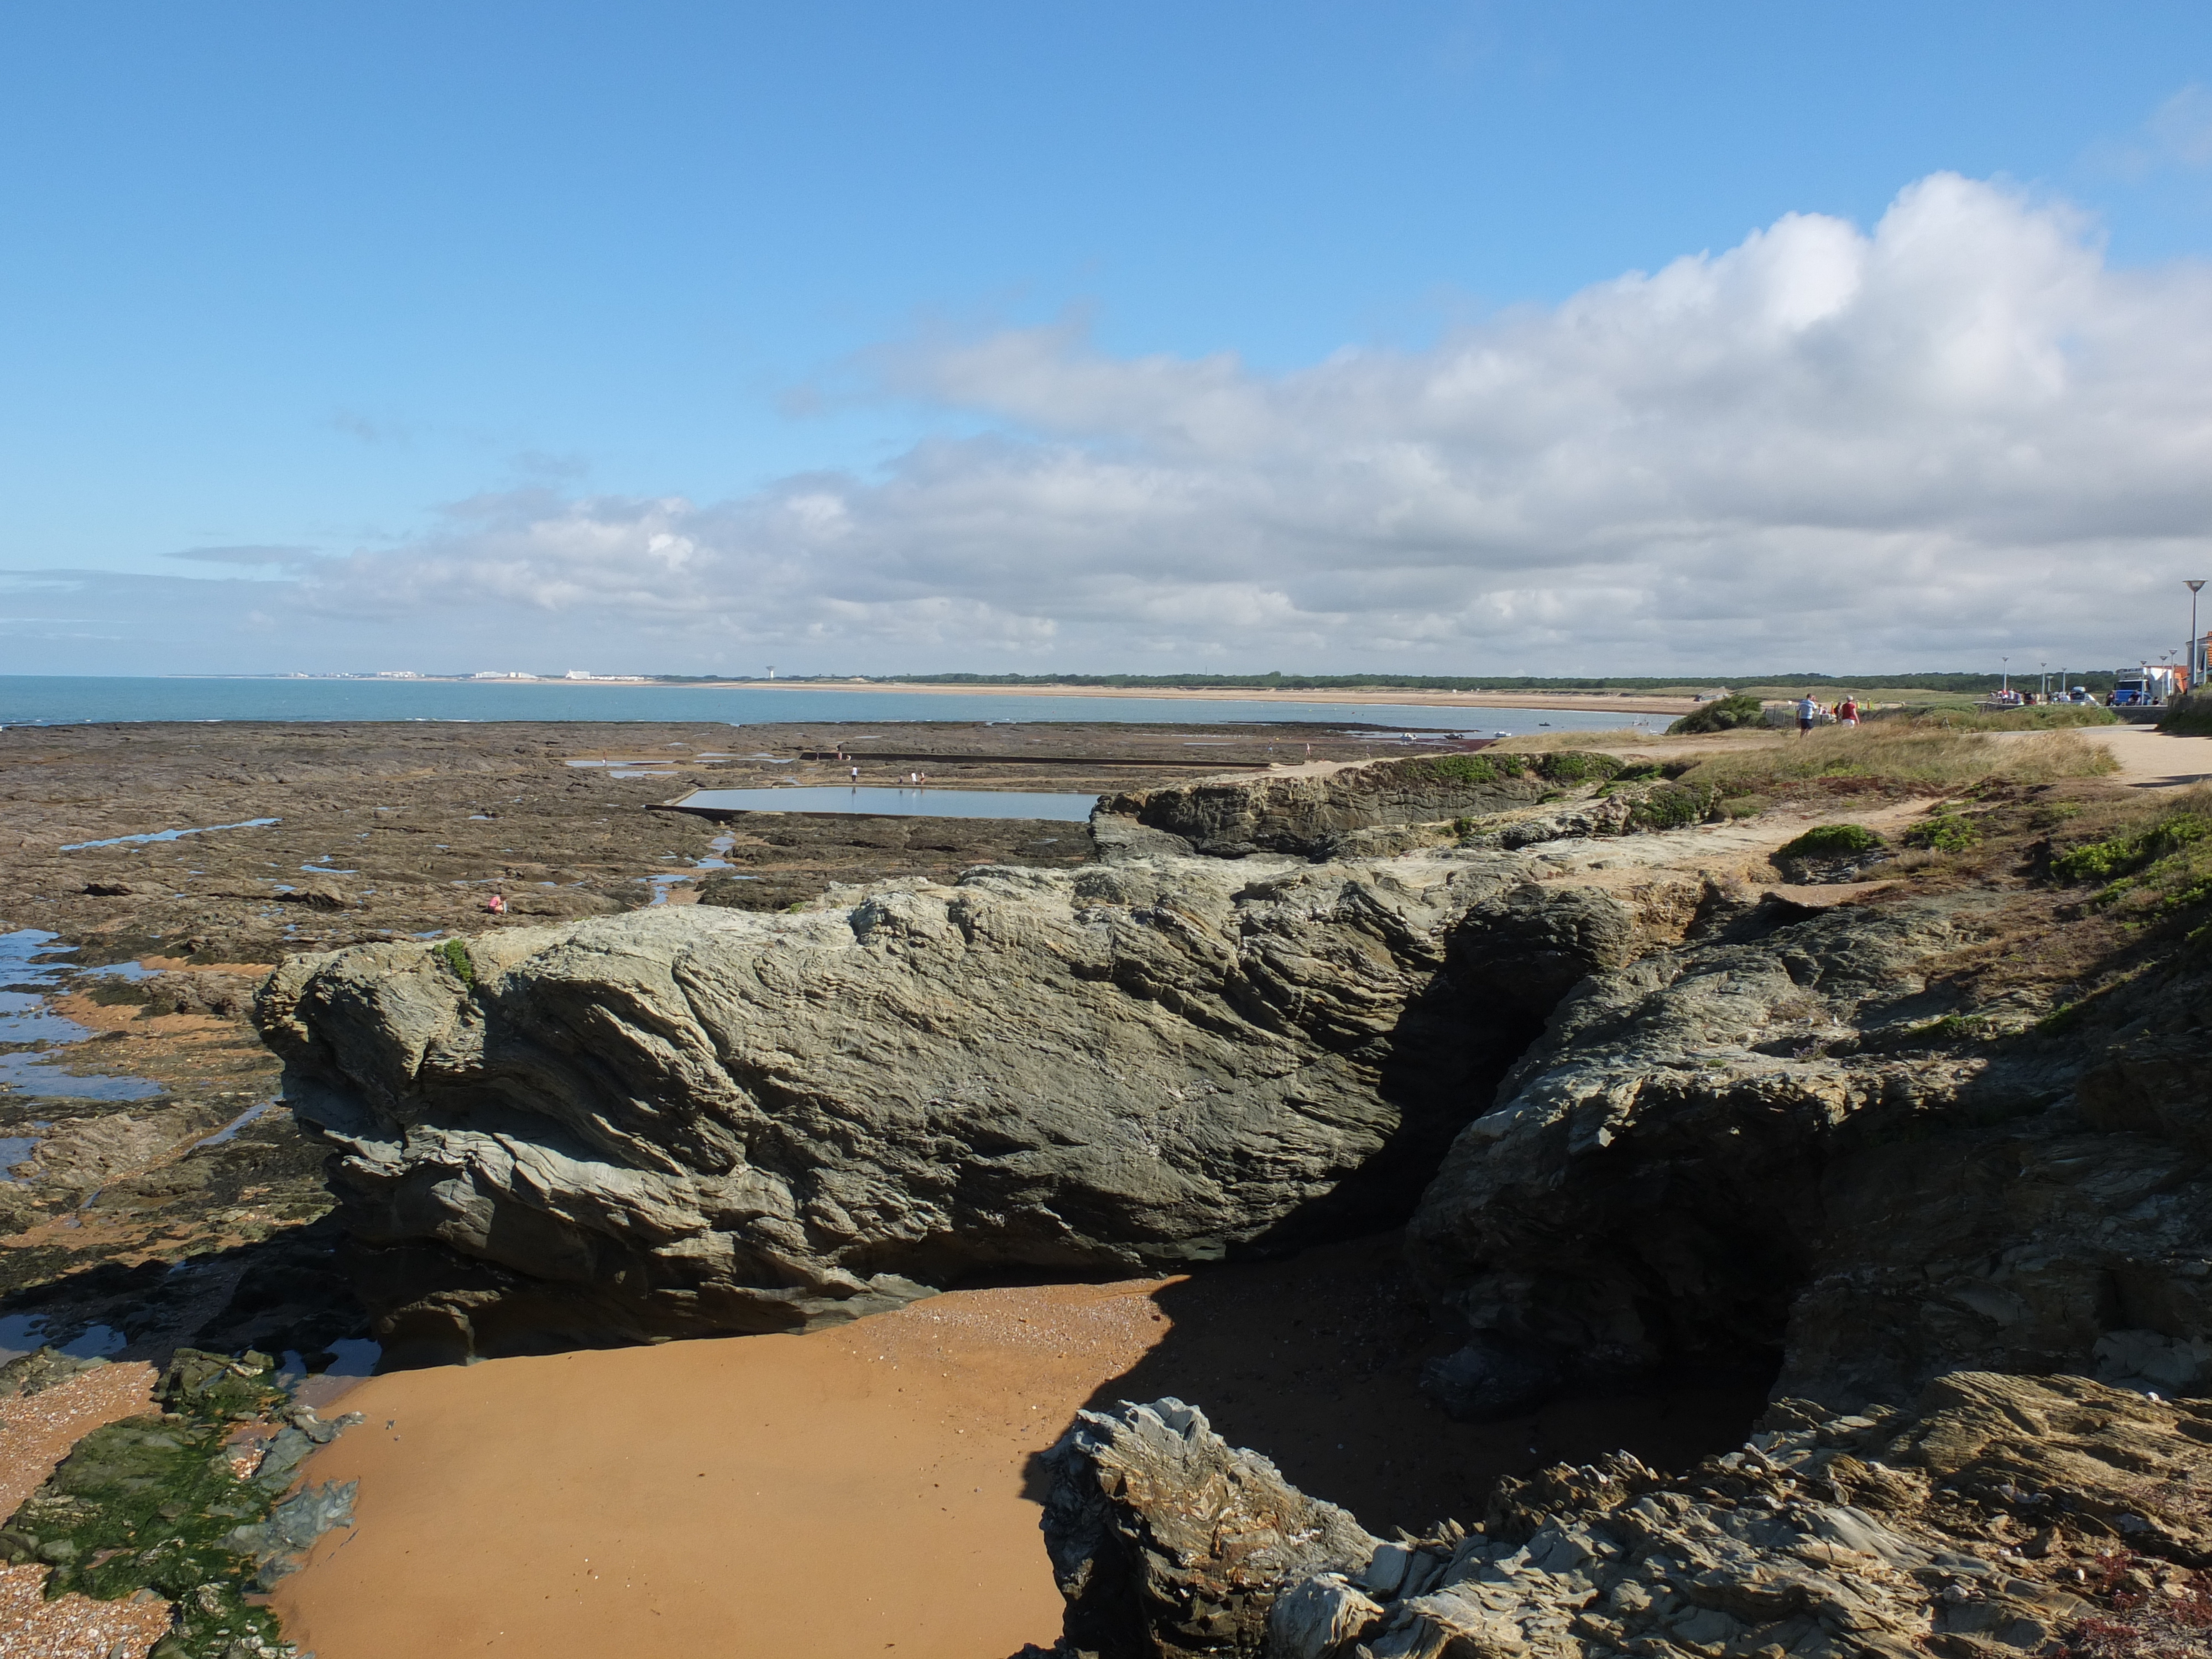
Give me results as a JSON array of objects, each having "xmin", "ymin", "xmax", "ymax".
[{"xmin": 682, "ymin": 680, "xmax": 1707, "ymax": 716}]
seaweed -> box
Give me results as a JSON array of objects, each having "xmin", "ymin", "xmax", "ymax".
[{"xmin": 0, "ymin": 1347, "xmax": 361, "ymax": 1658}]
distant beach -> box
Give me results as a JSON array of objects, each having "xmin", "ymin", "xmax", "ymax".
[
  {"xmin": 0, "ymin": 676, "xmax": 1663, "ymax": 732},
  {"xmin": 698, "ymin": 679, "xmax": 1705, "ymax": 715}
]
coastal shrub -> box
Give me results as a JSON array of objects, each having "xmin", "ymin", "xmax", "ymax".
[
  {"xmin": 1629, "ymin": 784, "xmax": 1717, "ymax": 830},
  {"xmin": 1904, "ymin": 813, "xmax": 1981, "ymax": 853},
  {"xmin": 2033, "ymin": 790, "xmax": 2212, "ymax": 932},
  {"xmin": 433, "ymin": 937, "xmax": 475, "ymax": 984},
  {"xmin": 2158, "ymin": 691, "xmax": 2212, "ymax": 736},
  {"xmin": 1413, "ymin": 752, "xmax": 1522, "ymax": 786},
  {"xmin": 1773, "ymin": 823, "xmax": 1884, "ymax": 862},
  {"xmin": 2052, "ymin": 807, "xmax": 2211, "ymax": 885},
  {"xmin": 1533, "ymin": 749, "xmax": 1625, "ymax": 785},
  {"xmin": 1667, "ymin": 692, "xmax": 1767, "ymax": 734}
]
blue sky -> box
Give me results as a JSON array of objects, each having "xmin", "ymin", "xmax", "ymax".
[{"xmin": 7, "ymin": 2, "xmax": 2212, "ymax": 674}]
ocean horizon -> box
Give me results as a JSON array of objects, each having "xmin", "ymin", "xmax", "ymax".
[{"xmin": 0, "ymin": 675, "xmax": 1650, "ymax": 735}]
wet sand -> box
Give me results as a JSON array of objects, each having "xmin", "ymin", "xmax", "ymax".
[{"xmin": 274, "ymin": 1238, "xmax": 1766, "ymax": 1659}]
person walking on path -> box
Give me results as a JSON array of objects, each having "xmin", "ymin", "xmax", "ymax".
[
  {"xmin": 1838, "ymin": 696, "xmax": 1860, "ymax": 727},
  {"xmin": 849, "ymin": 765, "xmax": 860, "ymax": 784},
  {"xmin": 1797, "ymin": 693, "xmax": 1821, "ymax": 735}
]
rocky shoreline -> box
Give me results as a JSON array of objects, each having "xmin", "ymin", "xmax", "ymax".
[{"xmin": 4, "ymin": 717, "xmax": 2209, "ymax": 1656}]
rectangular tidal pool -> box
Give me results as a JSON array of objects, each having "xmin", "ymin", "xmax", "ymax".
[{"xmin": 672, "ymin": 786, "xmax": 1100, "ymax": 821}]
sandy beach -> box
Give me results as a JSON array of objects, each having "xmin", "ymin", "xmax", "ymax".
[
  {"xmin": 272, "ymin": 1239, "xmax": 1764, "ymax": 1659},
  {"xmin": 687, "ymin": 680, "xmax": 1708, "ymax": 715}
]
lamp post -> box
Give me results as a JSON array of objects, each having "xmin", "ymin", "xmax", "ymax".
[
  {"xmin": 2189, "ymin": 581, "xmax": 2206, "ymax": 691},
  {"xmin": 2039, "ymin": 660, "xmax": 2048, "ymax": 702},
  {"xmin": 2000, "ymin": 655, "xmax": 2008, "ymax": 696}
]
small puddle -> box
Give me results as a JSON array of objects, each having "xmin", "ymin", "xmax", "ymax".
[
  {"xmin": 0, "ymin": 1135, "xmax": 40, "ymax": 1180},
  {"xmin": 60, "ymin": 816, "xmax": 280, "ymax": 851},
  {"xmin": 673, "ymin": 786, "xmax": 1100, "ymax": 821},
  {"xmin": 195, "ymin": 1100, "xmax": 274, "ymax": 1146},
  {"xmin": 0, "ymin": 927, "xmax": 168, "ymax": 1103},
  {"xmin": 0, "ymin": 1313, "xmax": 129, "ymax": 1363},
  {"xmin": 646, "ymin": 835, "xmax": 743, "ymax": 905}
]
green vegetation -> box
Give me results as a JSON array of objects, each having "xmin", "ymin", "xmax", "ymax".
[
  {"xmin": 433, "ymin": 936, "xmax": 475, "ymax": 983},
  {"xmin": 1629, "ymin": 784, "xmax": 1719, "ymax": 830},
  {"xmin": 1666, "ymin": 692, "xmax": 1768, "ymax": 734},
  {"xmin": 1532, "ymin": 750, "xmax": 1625, "ymax": 784},
  {"xmin": 1416, "ymin": 752, "xmax": 1519, "ymax": 785},
  {"xmin": 1411, "ymin": 749, "xmax": 1625, "ymax": 789},
  {"xmin": 2052, "ymin": 800, "xmax": 2212, "ymax": 885},
  {"xmin": 1904, "ymin": 813, "xmax": 1983, "ymax": 853},
  {"xmin": 1773, "ymin": 823, "xmax": 1884, "ymax": 861},
  {"xmin": 1, "ymin": 1349, "xmax": 359, "ymax": 1657},
  {"xmin": 2159, "ymin": 690, "xmax": 2212, "ymax": 736}
]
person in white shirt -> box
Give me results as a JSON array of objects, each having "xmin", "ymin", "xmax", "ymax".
[{"xmin": 1796, "ymin": 695, "xmax": 1820, "ymax": 735}]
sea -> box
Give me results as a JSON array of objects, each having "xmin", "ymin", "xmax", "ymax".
[{"xmin": 0, "ymin": 677, "xmax": 1653, "ymax": 737}]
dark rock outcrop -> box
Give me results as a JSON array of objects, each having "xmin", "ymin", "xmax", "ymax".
[
  {"xmin": 1040, "ymin": 1398, "xmax": 1381, "ymax": 1658},
  {"xmin": 1408, "ymin": 893, "xmax": 2212, "ymax": 1413},
  {"xmin": 256, "ymin": 847, "xmax": 1665, "ymax": 1361},
  {"xmin": 1043, "ymin": 1374, "xmax": 2212, "ymax": 1659}
]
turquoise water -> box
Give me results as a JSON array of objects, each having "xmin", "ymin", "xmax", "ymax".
[
  {"xmin": 0, "ymin": 676, "xmax": 1648, "ymax": 735},
  {"xmin": 676, "ymin": 786, "xmax": 1101, "ymax": 821}
]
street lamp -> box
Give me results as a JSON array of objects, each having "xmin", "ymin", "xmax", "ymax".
[
  {"xmin": 2189, "ymin": 581, "xmax": 2206, "ymax": 691},
  {"xmin": 2000, "ymin": 655, "xmax": 2008, "ymax": 696},
  {"xmin": 2039, "ymin": 660, "xmax": 2047, "ymax": 702}
]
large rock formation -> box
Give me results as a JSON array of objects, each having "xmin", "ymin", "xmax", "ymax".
[
  {"xmin": 1407, "ymin": 891, "xmax": 2212, "ymax": 1413},
  {"xmin": 255, "ymin": 841, "xmax": 1697, "ymax": 1361},
  {"xmin": 1041, "ymin": 1373, "xmax": 2212, "ymax": 1659},
  {"xmin": 1103, "ymin": 753, "xmax": 1630, "ymax": 859}
]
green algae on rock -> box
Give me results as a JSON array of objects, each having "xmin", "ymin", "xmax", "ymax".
[{"xmin": 1, "ymin": 1347, "xmax": 360, "ymax": 1659}]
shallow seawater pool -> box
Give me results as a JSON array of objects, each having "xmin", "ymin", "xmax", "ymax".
[{"xmin": 675, "ymin": 786, "xmax": 1100, "ymax": 821}]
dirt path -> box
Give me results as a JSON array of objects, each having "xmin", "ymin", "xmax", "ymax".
[{"xmin": 2074, "ymin": 724, "xmax": 2212, "ymax": 787}]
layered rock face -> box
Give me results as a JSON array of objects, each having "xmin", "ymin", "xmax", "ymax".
[
  {"xmin": 255, "ymin": 846, "xmax": 1676, "ymax": 1360},
  {"xmin": 1043, "ymin": 1372, "xmax": 2212, "ymax": 1659},
  {"xmin": 1407, "ymin": 892, "xmax": 2212, "ymax": 1412},
  {"xmin": 1103, "ymin": 754, "xmax": 1616, "ymax": 858}
]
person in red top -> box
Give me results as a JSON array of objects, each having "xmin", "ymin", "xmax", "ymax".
[{"xmin": 1838, "ymin": 697, "xmax": 1860, "ymax": 727}]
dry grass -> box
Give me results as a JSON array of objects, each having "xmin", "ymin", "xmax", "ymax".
[
  {"xmin": 1485, "ymin": 726, "xmax": 1670, "ymax": 753},
  {"xmin": 1672, "ymin": 727, "xmax": 2117, "ymax": 799},
  {"xmin": 1869, "ymin": 704, "xmax": 2120, "ymax": 733}
]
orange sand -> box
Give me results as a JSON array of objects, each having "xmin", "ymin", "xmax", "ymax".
[
  {"xmin": 273, "ymin": 1280, "xmax": 1162, "ymax": 1659},
  {"xmin": 273, "ymin": 1239, "xmax": 1764, "ymax": 1659}
]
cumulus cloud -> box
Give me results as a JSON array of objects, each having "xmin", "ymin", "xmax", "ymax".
[{"xmin": 282, "ymin": 173, "xmax": 2212, "ymax": 672}]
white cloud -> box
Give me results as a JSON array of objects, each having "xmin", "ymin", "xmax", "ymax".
[{"xmin": 108, "ymin": 173, "xmax": 2212, "ymax": 672}]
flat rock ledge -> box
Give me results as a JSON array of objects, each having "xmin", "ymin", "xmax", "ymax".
[{"xmin": 1037, "ymin": 1372, "xmax": 2212, "ymax": 1659}]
